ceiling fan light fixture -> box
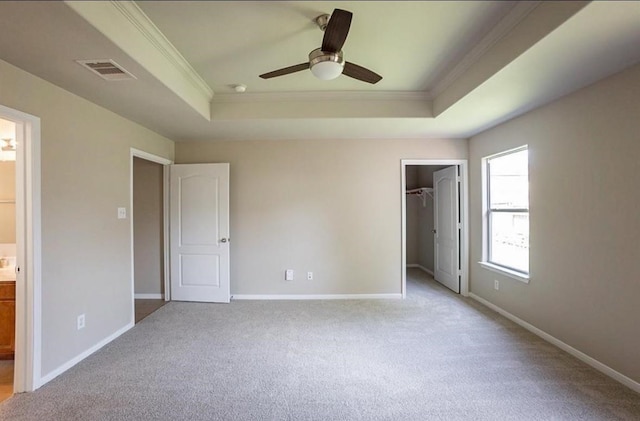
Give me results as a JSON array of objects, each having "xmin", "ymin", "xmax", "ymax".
[
  {"xmin": 1, "ymin": 138, "xmax": 15, "ymax": 152},
  {"xmin": 309, "ymin": 48, "xmax": 344, "ymax": 80}
]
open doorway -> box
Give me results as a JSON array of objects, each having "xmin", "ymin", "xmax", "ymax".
[
  {"xmin": 0, "ymin": 117, "xmax": 17, "ymax": 402},
  {"xmin": 131, "ymin": 151, "xmax": 172, "ymax": 324},
  {"xmin": 0, "ymin": 105, "xmax": 42, "ymax": 396},
  {"xmin": 401, "ymin": 160, "xmax": 469, "ymax": 298}
]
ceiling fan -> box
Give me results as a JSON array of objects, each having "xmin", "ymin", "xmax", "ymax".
[{"xmin": 259, "ymin": 9, "xmax": 382, "ymax": 84}]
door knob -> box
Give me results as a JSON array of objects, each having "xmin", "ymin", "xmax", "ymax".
[{"xmin": 220, "ymin": 238, "xmax": 229, "ymax": 243}]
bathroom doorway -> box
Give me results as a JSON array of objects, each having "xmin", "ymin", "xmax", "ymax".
[
  {"xmin": 0, "ymin": 104, "xmax": 42, "ymax": 394},
  {"xmin": 0, "ymin": 117, "xmax": 16, "ymax": 402}
]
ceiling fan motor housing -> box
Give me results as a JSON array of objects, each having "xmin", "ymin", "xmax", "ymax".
[{"xmin": 308, "ymin": 48, "xmax": 345, "ymax": 80}]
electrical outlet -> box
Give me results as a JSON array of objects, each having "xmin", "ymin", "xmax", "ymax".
[
  {"xmin": 307, "ymin": 272, "xmax": 313, "ymax": 280},
  {"xmin": 77, "ymin": 314, "xmax": 85, "ymax": 330},
  {"xmin": 494, "ymin": 280, "xmax": 500, "ymax": 291},
  {"xmin": 117, "ymin": 207, "xmax": 127, "ymax": 219},
  {"xmin": 285, "ymin": 269, "xmax": 294, "ymax": 281}
]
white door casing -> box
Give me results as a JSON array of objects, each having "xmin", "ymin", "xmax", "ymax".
[
  {"xmin": 170, "ymin": 163, "xmax": 230, "ymax": 303},
  {"xmin": 433, "ymin": 166, "xmax": 460, "ymax": 293},
  {"xmin": 0, "ymin": 104, "xmax": 41, "ymax": 392}
]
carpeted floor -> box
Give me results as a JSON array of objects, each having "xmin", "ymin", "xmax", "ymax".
[{"xmin": 0, "ymin": 269, "xmax": 638, "ymax": 420}]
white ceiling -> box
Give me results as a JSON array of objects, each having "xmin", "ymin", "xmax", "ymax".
[
  {"xmin": 137, "ymin": 1, "xmax": 515, "ymax": 93},
  {"xmin": 0, "ymin": 1, "xmax": 639, "ymax": 142}
]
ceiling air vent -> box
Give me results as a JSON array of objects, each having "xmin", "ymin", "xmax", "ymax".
[{"xmin": 76, "ymin": 59, "xmax": 136, "ymax": 81}]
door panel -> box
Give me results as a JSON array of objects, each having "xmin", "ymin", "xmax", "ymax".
[
  {"xmin": 170, "ymin": 163, "xmax": 230, "ymax": 303},
  {"xmin": 179, "ymin": 175, "xmax": 219, "ymax": 246},
  {"xmin": 434, "ymin": 166, "xmax": 460, "ymax": 293},
  {"xmin": 180, "ymin": 254, "xmax": 220, "ymax": 287}
]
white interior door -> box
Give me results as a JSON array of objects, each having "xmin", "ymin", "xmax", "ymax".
[
  {"xmin": 434, "ymin": 166, "xmax": 460, "ymax": 293},
  {"xmin": 170, "ymin": 163, "xmax": 230, "ymax": 303}
]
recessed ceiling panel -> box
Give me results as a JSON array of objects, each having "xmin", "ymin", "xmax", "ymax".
[{"xmin": 138, "ymin": 1, "xmax": 517, "ymax": 93}]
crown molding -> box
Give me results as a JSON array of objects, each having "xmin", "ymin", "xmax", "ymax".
[
  {"xmin": 109, "ymin": 1, "xmax": 213, "ymax": 99},
  {"xmin": 212, "ymin": 90, "xmax": 431, "ymax": 104},
  {"xmin": 430, "ymin": 1, "xmax": 541, "ymax": 98}
]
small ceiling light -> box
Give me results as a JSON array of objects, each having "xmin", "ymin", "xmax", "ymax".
[
  {"xmin": 309, "ymin": 48, "xmax": 344, "ymax": 81},
  {"xmin": 234, "ymin": 84, "xmax": 247, "ymax": 93},
  {"xmin": 1, "ymin": 138, "xmax": 15, "ymax": 151},
  {"xmin": 0, "ymin": 138, "xmax": 16, "ymax": 162}
]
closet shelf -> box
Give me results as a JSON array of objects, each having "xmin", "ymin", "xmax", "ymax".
[{"xmin": 406, "ymin": 187, "xmax": 433, "ymax": 207}]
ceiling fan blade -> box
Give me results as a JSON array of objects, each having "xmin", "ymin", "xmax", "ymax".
[
  {"xmin": 259, "ymin": 63, "xmax": 309, "ymax": 79},
  {"xmin": 321, "ymin": 9, "xmax": 352, "ymax": 53},
  {"xmin": 343, "ymin": 62, "xmax": 382, "ymax": 84}
]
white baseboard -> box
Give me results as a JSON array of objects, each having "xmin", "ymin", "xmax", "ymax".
[
  {"xmin": 406, "ymin": 264, "xmax": 434, "ymax": 276},
  {"xmin": 38, "ymin": 322, "xmax": 134, "ymax": 387},
  {"xmin": 232, "ymin": 293, "xmax": 402, "ymax": 301},
  {"xmin": 469, "ymin": 293, "xmax": 640, "ymax": 394},
  {"xmin": 134, "ymin": 293, "xmax": 163, "ymax": 299}
]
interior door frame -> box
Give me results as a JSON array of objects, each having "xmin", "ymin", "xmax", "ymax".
[
  {"xmin": 168, "ymin": 163, "xmax": 231, "ymax": 303},
  {"xmin": 0, "ymin": 104, "xmax": 42, "ymax": 392},
  {"xmin": 400, "ymin": 159, "xmax": 469, "ymax": 298},
  {"xmin": 129, "ymin": 149, "xmax": 173, "ymax": 323}
]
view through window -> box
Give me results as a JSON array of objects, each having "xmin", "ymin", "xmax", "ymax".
[{"xmin": 486, "ymin": 147, "xmax": 529, "ymax": 274}]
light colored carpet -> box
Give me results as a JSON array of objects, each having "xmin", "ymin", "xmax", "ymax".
[{"xmin": 0, "ymin": 269, "xmax": 638, "ymax": 420}]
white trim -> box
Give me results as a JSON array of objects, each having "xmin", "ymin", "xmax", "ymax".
[
  {"xmin": 469, "ymin": 293, "xmax": 640, "ymax": 394},
  {"xmin": 430, "ymin": 1, "xmax": 541, "ymax": 97},
  {"xmin": 479, "ymin": 261, "xmax": 529, "ymax": 283},
  {"xmin": 130, "ymin": 149, "xmax": 173, "ymax": 325},
  {"xmin": 108, "ymin": 1, "xmax": 212, "ymax": 99},
  {"xmin": 232, "ymin": 294, "xmax": 402, "ymax": 301},
  {"xmin": 39, "ymin": 322, "xmax": 134, "ymax": 386},
  {"xmin": 406, "ymin": 264, "xmax": 434, "ymax": 276},
  {"xmin": 401, "ymin": 159, "xmax": 469, "ymax": 299},
  {"xmin": 134, "ymin": 293, "xmax": 164, "ymax": 300},
  {"xmin": 64, "ymin": 1, "xmax": 212, "ymax": 120},
  {"xmin": 130, "ymin": 148, "xmax": 172, "ymax": 166},
  {"xmin": 212, "ymin": 90, "xmax": 431, "ymax": 104},
  {"xmin": 163, "ymin": 165, "xmax": 170, "ymax": 302},
  {"xmin": 0, "ymin": 105, "xmax": 42, "ymax": 392}
]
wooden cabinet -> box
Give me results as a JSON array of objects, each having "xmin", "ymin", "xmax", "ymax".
[{"xmin": 0, "ymin": 281, "xmax": 15, "ymax": 360}]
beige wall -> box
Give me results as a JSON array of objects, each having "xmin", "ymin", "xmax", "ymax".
[
  {"xmin": 176, "ymin": 138, "xmax": 468, "ymax": 295},
  {"xmin": 0, "ymin": 161, "xmax": 15, "ymax": 243},
  {"xmin": 469, "ymin": 63, "xmax": 640, "ymax": 383},
  {"xmin": 406, "ymin": 165, "xmax": 449, "ymax": 273},
  {"xmin": 405, "ymin": 166, "xmax": 418, "ymax": 264},
  {"xmin": 133, "ymin": 157, "xmax": 164, "ymax": 296},
  {"xmin": 416, "ymin": 193, "xmax": 434, "ymax": 272},
  {"xmin": 0, "ymin": 59, "xmax": 174, "ymax": 377}
]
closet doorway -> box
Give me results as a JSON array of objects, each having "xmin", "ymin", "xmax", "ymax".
[
  {"xmin": 131, "ymin": 150, "xmax": 172, "ymax": 324},
  {"xmin": 400, "ymin": 160, "xmax": 469, "ymax": 298}
]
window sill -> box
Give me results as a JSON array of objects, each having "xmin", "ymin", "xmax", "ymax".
[{"xmin": 478, "ymin": 262, "xmax": 529, "ymax": 284}]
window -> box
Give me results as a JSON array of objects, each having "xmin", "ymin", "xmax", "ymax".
[{"xmin": 483, "ymin": 146, "xmax": 529, "ymax": 278}]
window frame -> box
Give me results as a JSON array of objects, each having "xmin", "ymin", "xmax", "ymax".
[{"xmin": 481, "ymin": 146, "xmax": 530, "ymax": 282}]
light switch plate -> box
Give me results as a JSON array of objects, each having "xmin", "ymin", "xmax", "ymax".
[
  {"xmin": 285, "ymin": 269, "xmax": 294, "ymax": 281},
  {"xmin": 117, "ymin": 207, "xmax": 126, "ymax": 219}
]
